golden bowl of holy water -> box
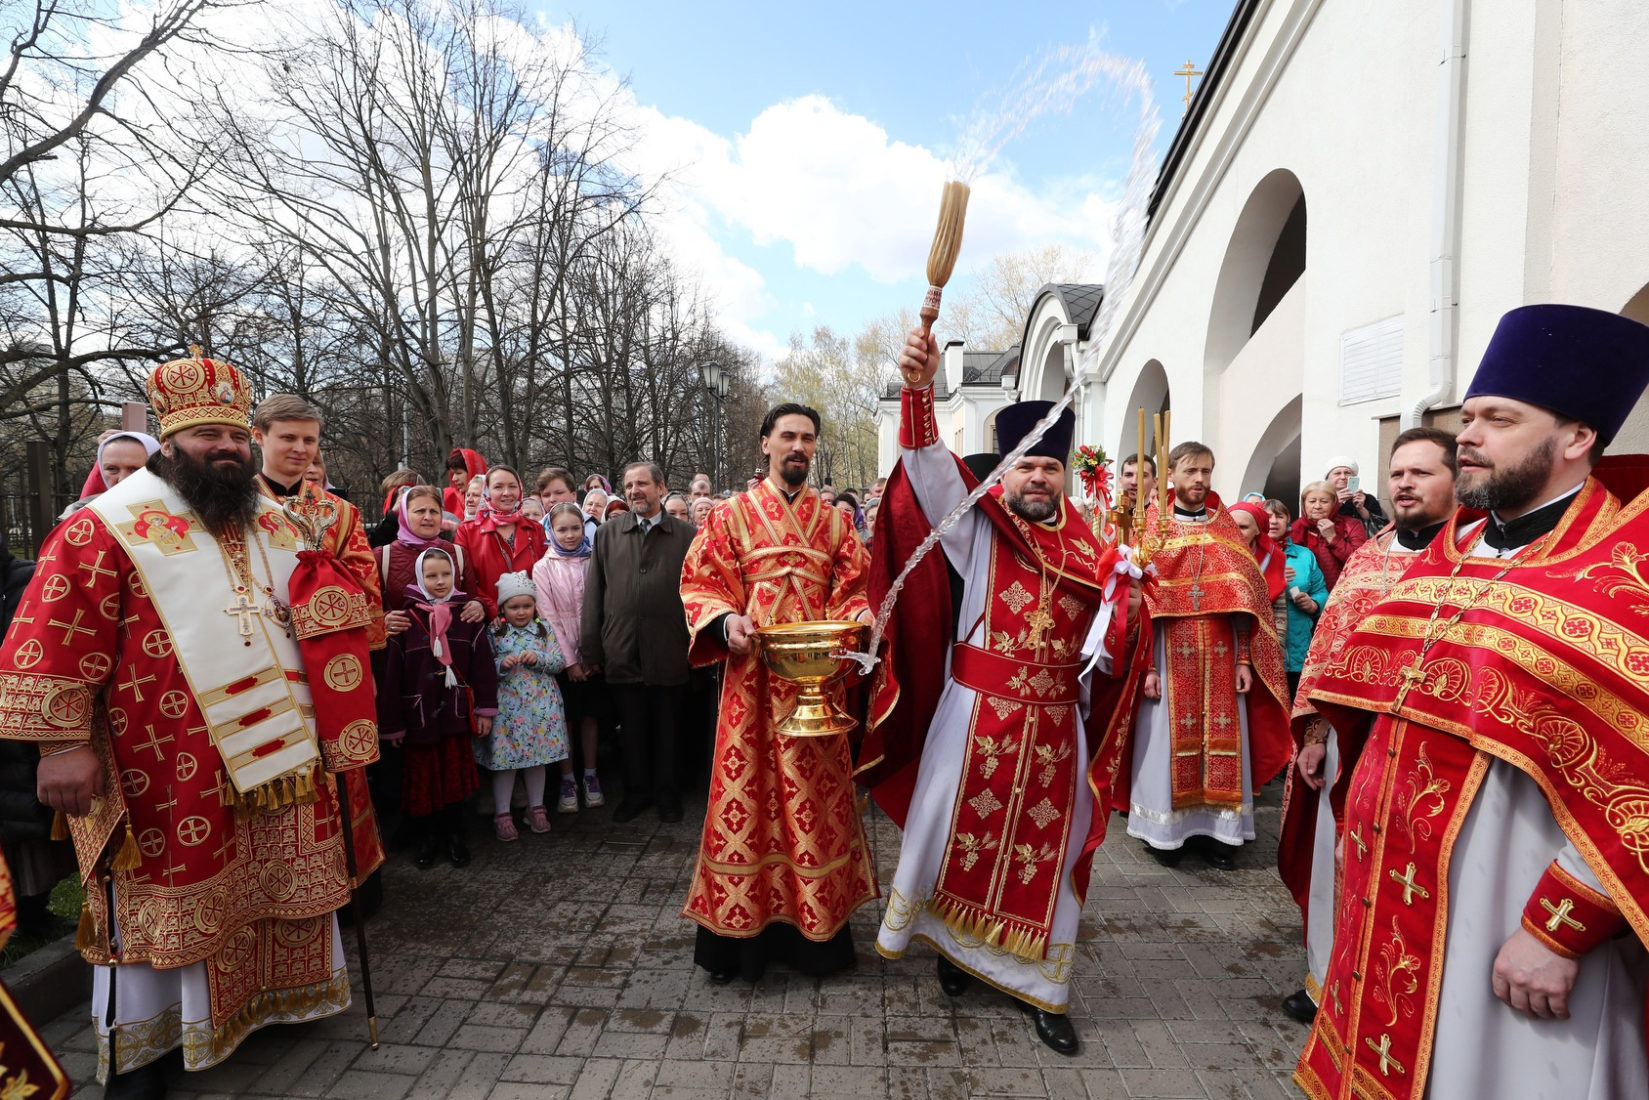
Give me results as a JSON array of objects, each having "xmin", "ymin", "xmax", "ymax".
[{"xmin": 754, "ymin": 620, "xmax": 864, "ymax": 738}]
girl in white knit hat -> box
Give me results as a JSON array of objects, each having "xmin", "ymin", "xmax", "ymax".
[{"xmin": 478, "ymin": 571, "xmax": 571, "ymax": 840}]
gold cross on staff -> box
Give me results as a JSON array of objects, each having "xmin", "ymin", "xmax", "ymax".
[
  {"xmin": 1388, "ymin": 861, "xmax": 1431, "ymax": 906},
  {"xmin": 1364, "ymin": 1032, "xmax": 1405, "ymax": 1077},
  {"xmin": 1541, "ymin": 896, "xmax": 1587, "ymax": 934},
  {"xmin": 1174, "ymin": 59, "xmax": 1204, "ymax": 112}
]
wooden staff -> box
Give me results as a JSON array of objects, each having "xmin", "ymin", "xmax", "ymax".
[{"xmin": 334, "ymin": 773, "xmax": 380, "ymax": 1049}]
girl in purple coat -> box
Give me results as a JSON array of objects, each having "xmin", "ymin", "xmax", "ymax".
[{"xmin": 378, "ymin": 548, "xmax": 498, "ymax": 869}]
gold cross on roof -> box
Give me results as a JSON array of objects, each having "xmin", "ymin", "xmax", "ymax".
[{"xmin": 1174, "ymin": 59, "xmax": 1203, "ymax": 112}]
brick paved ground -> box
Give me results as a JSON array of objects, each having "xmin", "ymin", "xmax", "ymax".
[{"xmin": 47, "ymin": 780, "xmax": 1310, "ymax": 1099}]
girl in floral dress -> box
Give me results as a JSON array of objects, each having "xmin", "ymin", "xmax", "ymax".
[{"xmin": 478, "ymin": 572, "xmax": 570, "ymax": 839}]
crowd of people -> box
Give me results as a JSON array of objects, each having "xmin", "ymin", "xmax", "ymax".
[{"xmin": 1, "ymin": 302, "xmax": 1648, "ymax": 1098}]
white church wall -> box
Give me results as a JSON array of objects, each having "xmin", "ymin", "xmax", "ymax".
[
  {"xmin": 1216, "ymin": 277, "xmax": 1305, "ymax": 498},
  {"xmin": 1545, "ymin": 0, "xmax": 1649, "ymax": 312},
  {"xmin": 877, "ymin": 0, "xmax": 1649, "ymax": 483}
]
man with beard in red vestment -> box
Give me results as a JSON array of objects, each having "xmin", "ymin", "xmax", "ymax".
[
  {"xmin": 0, "ymin": 354, "xmax": 376, "ymax": 1098},
  {"xmin": 1295, "ymin": 304, "xmax": 1649, "ymax": 1100},
  {"xmin": 1274, "ymin": 427, "xmax": 1457, "ymax": 1025},
  {"xmin": 1122, "ymin": 443, "xmax": 1293, "ymax": 870}
]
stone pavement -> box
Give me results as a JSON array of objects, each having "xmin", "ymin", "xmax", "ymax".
[{"xmin": 45, "ymin": 781, "xmax": 1311, "ymax": 1099}]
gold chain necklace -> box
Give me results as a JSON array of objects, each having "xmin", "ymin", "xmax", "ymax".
[
  {"xmin": 1395, "ymin": 525, "xmax": 1547, "ymax": 703},
  {"xmin": 218, "ymin": 525, "xmax": 290, "ymax": 645}
]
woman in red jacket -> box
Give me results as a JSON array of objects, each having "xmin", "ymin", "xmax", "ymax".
[
  {"xmin": 1287, "ymin": 479, "xmax": 1366, "ymax": 589},
  {"xmin": 456, "ymin": 465, "xmax": 548, "ymax": 620}
]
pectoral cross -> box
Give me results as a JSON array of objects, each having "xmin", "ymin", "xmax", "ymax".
[
  {"xmin": 1394, "ymin": 663, "xmax": 1427, "ymax": 706},
  {"xmin": 1188, "ymin": 582, "xmax": 1205, "ymax": 611},
  {"xmin": 1541, "ymin": 896, "xmax": 1586, "ymax": 934},
  {"xmin": 1024, "ymin": 606, "xmax": 1055, "ymax": 651},
  {"xmin": 224, "ymin": 590, "xmax": 261, "ymax": 638},
  {"xmin": 1388, "ymin": 861, "xmax": 1430, "ymax": 905},
  {"xmin": 1364, "ymin": 1032, "xmax": 1405, "ymax": 1077}
]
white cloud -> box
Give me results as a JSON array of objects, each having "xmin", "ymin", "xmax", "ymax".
[{"xmin": 605, "ymin": 88, "xmax": 1126, "ymax": 363}]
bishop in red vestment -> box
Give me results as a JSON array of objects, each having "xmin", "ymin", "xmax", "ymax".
[
  {"xmin": 1296, "ymin": 305, "xmax": 1649, "ymax": 1100},
  {"xmin": 0, "ymin": 356, "xmax": 376, "ymax": 1093},
  {"xmin": 678, "ymin": 403, "xmax": 877, "ymax": 983}
]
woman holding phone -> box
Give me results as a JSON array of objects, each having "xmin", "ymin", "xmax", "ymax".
[{"xmin": 1324, "ymin": 457, "xmax": 1386, "ymax": 536}]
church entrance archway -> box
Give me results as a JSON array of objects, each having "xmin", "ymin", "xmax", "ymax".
[{"xmin": 1238, "ymin": 395, "xmax": 1303, "ymax": 512}]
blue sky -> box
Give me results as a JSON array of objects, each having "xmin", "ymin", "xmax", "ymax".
[{"xmin": 528, "ymin": 0, "xmax": 1235, "ymax": 360}]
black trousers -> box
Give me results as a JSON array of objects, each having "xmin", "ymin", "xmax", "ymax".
[{"xmin": 614, "ymin": 682, "xmax": 685, "ymax": 802}]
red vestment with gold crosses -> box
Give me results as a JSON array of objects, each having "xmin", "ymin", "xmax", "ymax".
[
  {"xmin": 859, "ymin": 382, "xmax": 1143, "ymax": 1011},
  {"xmin": 678, "ymin": 480, "xmax": 877, "ymax": 942},
  {"xmin": 1296, "ymin": 478, "xmax": 1649, "ymax": 1100},
  {"xmin": 256, "ymin": 478, "xmax": 386, "ymax": 880},
  {"xmin": 1118, "ymin": 492, "xmax": 1292, "ymax": 842},
  {"xmin": 0, "ymin": 474, "xmax": 364, "ymax": 1075}
]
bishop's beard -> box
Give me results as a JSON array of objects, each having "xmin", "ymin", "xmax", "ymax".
[{"xmin": 152, "ymin": 447, "xmax": 260, "ymax": 535}]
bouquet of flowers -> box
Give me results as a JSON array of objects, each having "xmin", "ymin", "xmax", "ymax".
[
  {"xmin": 1073, "ymin": 443, "xmax": 1116, "ymax": 543},
  {"xmin": 1073, "ymin": 444, "xmax": 1112, "ymax": 510}
]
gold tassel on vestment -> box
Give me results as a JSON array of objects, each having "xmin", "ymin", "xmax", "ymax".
[
  {"xmin": 50, "ymin": 810, "xmax": 68, "ymax": 841},
  {"xmin": 111, "ymin": 828, "xmax": 142, "ymax": 872},
  {"xmin": 75, "ymin": 903, "xmax": 96, "ymax": 952},
  {"xmin": 927, "ymin": 895, "xmax": 1051, "ymax": 962},
  {"xmin": 232, "ymin": 767, "xmax": 320, "ymax": 820}
]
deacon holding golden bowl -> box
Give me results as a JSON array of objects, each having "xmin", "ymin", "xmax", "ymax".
[{"xmin": 678, "ymin": 402, "xmax": 878, "ymax": 985}]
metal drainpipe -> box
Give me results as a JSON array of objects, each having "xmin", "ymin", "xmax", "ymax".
[{"xmin": 1405, "ymin": 0, "xmax": 1470, "ymax": 429}]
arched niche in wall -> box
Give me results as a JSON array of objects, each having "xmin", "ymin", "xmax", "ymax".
[
  {"xmin": 1117, "ymin": 359, "xmax": 1172, "ymax": 460},
  {"xmin": 1203, "ymin": 168, "xmax": 1307, "ymax": 377},
  {"xmin": 1237, "ymin": 394, "xmax": 1304, "ymax": 512}
]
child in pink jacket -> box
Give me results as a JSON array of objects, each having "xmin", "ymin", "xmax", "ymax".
[{"xmin": 532, "ymin": 502, "xmax": 605, "ymax": 811}]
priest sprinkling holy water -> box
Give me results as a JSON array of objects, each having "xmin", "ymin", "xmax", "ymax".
[
  {"xmin": 858, "ymin": 327, "xmax": 1148, "ymax": 1056},
  {"xmin": 1295, "ymin": 304, "xmax": 1649, "ymax": 1100},
  {"xmin": 0, "ymin": 354, "xmax": 380, "ymax": 1098}
]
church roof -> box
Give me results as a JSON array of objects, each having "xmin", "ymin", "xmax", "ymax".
[
  {"xmin": 1028, "ymin": 283, "xmax": 1106, "ymax": 340},
  {"xmin": 881, "ymin": 346, "xmax": 1021, "ymax": 398},
  {"xmin": 1149, "ymin": 0, "xmax": 1262, "ymax": 220}
]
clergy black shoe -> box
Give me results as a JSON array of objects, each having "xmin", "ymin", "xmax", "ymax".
[
  {"xmin": 1016, "ymin": 998, "xmax": 1079, "ymax": 1055},
  {"xmin": 936, "ymin": 955, "xmax": 972, "ymax": 997},
  {"xmin": 413, "ymin": 832, "xmax": 439, "ymax": 870},
  {"xmin": 1145, "ymin": 842, "xmax": 1183, "ymax": 868},
  {"xmin": 708, "ymin": 968, "xmax": 737, "ymax": 985},
  {"xmin": 105, "ymin": 1058, "xmax": 168, "ymax": 1099},
  {"xmin": 1281, "ymin": 988, "xmax": 1318, "ymax": 1024},
  {"xmin": 613, "ymin": 797, "xmax": 654, "ymax": 824},
  {"xmin": 657, "ymin": 791, "xmax": 684, "ymax": 823},
  {"xmin": 1202, "ymin": 840, "xmax": 1238, "ymax": 871},
  {"xmin": 447, "ymin": 833, "xmax": 471, "ymax": 868}
]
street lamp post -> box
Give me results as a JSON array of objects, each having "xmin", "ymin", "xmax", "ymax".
[{"xmin": 699, "ymin": 360, "xmax": 731, "ymax": 489}]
